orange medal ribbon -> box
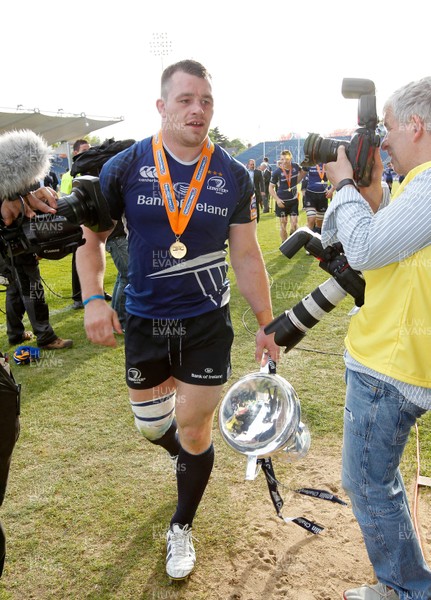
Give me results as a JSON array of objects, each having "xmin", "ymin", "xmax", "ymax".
[
  {"xmin": 281, "ymin": 166, "xmax": 292, "ymax": 192},
  {"xmin": 152, "ymin": 131, "xmax": 214, "ymax": 258},
  {"xmin": 316, "ymin": 163, "xmax": 325, "ymax": 181},
  {"xmin": 316, "ymin": 163, "xmax": 328, "ymax": 188}
]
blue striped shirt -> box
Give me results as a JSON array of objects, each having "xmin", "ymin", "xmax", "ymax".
[{"xmin": 322, "ymin": 171, "xmax": 431, "ymax": 410}]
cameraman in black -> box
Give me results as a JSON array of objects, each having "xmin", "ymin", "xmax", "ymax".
[
  {"xmin": 322, "ymin": 77, "xmax": 431, "ymax": 600},
  {"xmin": 1, "ymin": 189, "xmax": 73, "ymax": 350}
]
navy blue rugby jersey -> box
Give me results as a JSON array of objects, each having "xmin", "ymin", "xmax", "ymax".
[
  {"xmin": 99, "ymin": 137, "xmax": 256, "ymax": 319},
  {"xmin": 302, "ymin": 165, "xmax": 328, "ymax": 193},
  {"xmin": 270, "ymin": 162, "xmax": 302, "ymax": 200}
]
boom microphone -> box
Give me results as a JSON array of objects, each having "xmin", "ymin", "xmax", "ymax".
[{"xmin": 0, "ymin": 129, "xmax": 51, "ymax": 201}]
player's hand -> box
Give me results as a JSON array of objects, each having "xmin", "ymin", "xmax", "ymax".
[{"xmin": 84, "ymin": 301, "xmax": 123, "ymax": 347}]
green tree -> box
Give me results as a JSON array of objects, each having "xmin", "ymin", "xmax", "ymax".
[
  {"xmin": 87, "ymin": 134, "xmax": 101, "ymax": 146},
  {"xmin": 209, "ymin": 126, "xmax": 228, "ymax": 147},
  {"xmin": 228, "ymin": 138, "xmax": 247, "ymax": 155},
  {"xmin": 208, "ymin": 128, "xmax": 247, "ymax": 156}
]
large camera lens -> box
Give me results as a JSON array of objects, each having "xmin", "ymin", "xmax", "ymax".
[
  {"xmin": 55, "ymin": 176, "xmax": 114, "ymax": 232},
  {"xmin": 56, "ymin": 188, "xmax": 91, "ymax": 226},
  {"xmin": 265, "ymin": 278, "xmax": 348, "ymax": 351},
  {"xmin": 302, "ymin": 133, "xmax": 349, "ymax": 167}
]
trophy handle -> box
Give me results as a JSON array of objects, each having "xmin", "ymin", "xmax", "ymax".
[{"xmin": 245, "ymin": 454, "xmax": 261, "ymax": 481}]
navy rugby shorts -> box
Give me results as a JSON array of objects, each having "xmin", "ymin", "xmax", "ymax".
[
  {"xmin": 303, "ymin": 190, "xmax": 328, "ymax": 213},
  {"xmin": 275, "ymin": 198, "xmax": 299, "ymax": 217},
  {"xmin": 125, "ymin": 305, "xmax": 234, "ymax": 389}
]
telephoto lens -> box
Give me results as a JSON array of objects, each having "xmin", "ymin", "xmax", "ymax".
[{"xmin": 265, "ymin": 277, "xmax": 348, "ymax": 351}]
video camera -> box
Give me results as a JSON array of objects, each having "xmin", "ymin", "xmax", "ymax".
[
  {"xmin": 0, "ymin": 176, "xmax": 113, "ymax": 263},
  {"xmin": 301, "ymin": 78, "xmax": 381, "ymax": 186},
  {"xmin": 264, "ymin": 227, "xmax": 365, "ymax": 351}
]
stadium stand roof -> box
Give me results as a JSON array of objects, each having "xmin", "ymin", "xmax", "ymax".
[{"xmin": 0, "ymin": 107, "xmax": 124, "ymax": 145}]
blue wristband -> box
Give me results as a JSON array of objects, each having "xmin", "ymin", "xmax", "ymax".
[{"xmin": 82, "ymin": 294, "xmax": 106, "ymax": 307}]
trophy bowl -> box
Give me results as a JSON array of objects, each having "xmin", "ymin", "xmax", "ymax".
[{"xmin": 219, "ymin": 372, "xmax": 304, "ymax": 458}]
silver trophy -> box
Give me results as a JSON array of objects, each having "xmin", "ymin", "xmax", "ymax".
[{"xmin": 219, "ymin": 372, "xmax": 310, "ymax": 479}]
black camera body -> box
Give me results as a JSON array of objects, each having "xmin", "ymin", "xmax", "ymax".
[
  {"xmin": 301, "ymin": 78, "xmax": 381, "ymax": 186},
  {"xmin": 0, "ymin": 214, "xmax": 84, "ymax": 261},
  {"xmin": 265, "ymin": 228, "xmax": 365, "ymax": 351},
  {"xmin": 0, "ymin": 176, "xmax": 113, "ymax": 262}
]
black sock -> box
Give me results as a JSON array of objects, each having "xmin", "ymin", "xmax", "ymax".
[
  {"xmin": 149, "ymin": 420, "xmax": 181, "ymax": 457},
  {"xmin": 170, "ymin": 443, "xmax": 215, "ymax": 528}
]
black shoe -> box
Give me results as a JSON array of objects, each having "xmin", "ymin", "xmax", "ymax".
[
  {"xmin": 104, "ymin": 292, "xmax": 112, "ymax": 302},
  {"xmin": 72, "ymin": 300, "xmax": 84, "ymax": 309}
]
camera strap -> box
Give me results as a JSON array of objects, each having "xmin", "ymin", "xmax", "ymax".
[
  {"xmin": 294, "ymin": 487, "xmax": 347, "ymax": 505},
  {"xmin": 258, "ymin": 457, "xmax": 349, "ymax": 535},
  {"xmin": 259, "ymin": 457, "xmax": 324, "ymax": 534}
]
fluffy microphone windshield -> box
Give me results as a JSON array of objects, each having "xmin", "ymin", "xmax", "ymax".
[{"xmin": 0, "ymin": 129, "xmax": 51, "ymax": 200}]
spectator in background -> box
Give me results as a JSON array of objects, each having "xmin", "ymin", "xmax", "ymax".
[
  {"xmin": 300, "ymin": 172, "xmax": 308, "ymax": 211},
  {"xmin": 60, "ymin": 139, "xmax": 90, "ymax": 195},
  {"xmin": 246, "ymin": 159, "xmax": 265, "ymax": 220},
  {"xmin": 42, "ymin": 170, "xmax": 59, "ymax": 191},
  {"xmin": 60, "ymin": 140, "xmax": 113, "ymax": 310},
  {"xmin": 262, "ymin": 157, "xmax": 272, "ymax": 212},
  {"xmin": 60, "ymin": 139, "xmax": 91, "ymax": 309},
  {"xmin": 258, "ymin": 162, "xmax": 271, "ymax": 213},
  {"xmin": 105, "ymin": 218, "xmax": 128, "ymax": 331}
]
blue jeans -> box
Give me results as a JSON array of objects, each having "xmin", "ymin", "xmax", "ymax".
[
  {"xmin": 342, "ymin": 369, "xmax": 431, "ymax": 600},
  {"xmin": 106, "ymin": 236, "xmax": 128, "ymax": 330}
]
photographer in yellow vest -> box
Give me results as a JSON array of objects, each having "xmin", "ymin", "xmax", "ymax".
[{"xmin": 322, "ymin": 77, "xmax": 431, "ymax": 600}]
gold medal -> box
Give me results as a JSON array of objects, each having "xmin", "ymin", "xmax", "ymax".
[
  {"xmin": 170, "ymin": 240, "xmax": 187, "ymax": 259},
  {"xmin": 152, "ymin": 132, "xmax": 214, "ymax": 262}
]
